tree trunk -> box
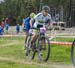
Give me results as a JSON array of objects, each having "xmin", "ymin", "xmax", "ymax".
[{"xmin": 59, "ymin": 6, "xmax": 64, "ymax": 21}]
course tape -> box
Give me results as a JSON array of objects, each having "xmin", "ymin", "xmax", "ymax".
[
  {"xmin": 0, "ymin": 34, "xmax": 74, "ymax": 46},
  {"xmin": 50, "ymin": 41, "xmax": 72, "ymax": 46},
  {"xmin": 0, "ymin": 34, "xmax": 75, "ymax": 38}
]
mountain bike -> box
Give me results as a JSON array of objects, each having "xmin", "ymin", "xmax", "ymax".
[{"xmin": 25, "ymin": 27, "xmax": 50, "ymax": 62}]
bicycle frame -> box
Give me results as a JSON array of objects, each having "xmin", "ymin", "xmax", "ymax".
[{"xmin": 25, "ymin": 27, "xmax": 50, "ymax": 62}]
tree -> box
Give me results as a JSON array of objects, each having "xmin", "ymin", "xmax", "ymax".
[{"xmin": 0, "ymin": 0, "xmax": 74, "ymax": 26}]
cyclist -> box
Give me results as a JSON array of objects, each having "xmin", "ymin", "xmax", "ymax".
[
  {"xmin": 23, "ymin": 12, "xmax": 36, "ymax": 48},
  {"xmin": 30, "ymin": 6, "xmax": 52, "ymax": 46}
]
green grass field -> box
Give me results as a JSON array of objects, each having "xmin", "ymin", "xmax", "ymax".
[
  {"xmin": 0, "ymin": 36, "xmax": 74, "ymax": 68},
  {"xmin": 52, "ymin": 37, "xmax": 74, "ymax": 42}
]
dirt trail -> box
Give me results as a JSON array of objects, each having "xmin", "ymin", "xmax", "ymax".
[
  {"xmin": 0, "ymin": 41, "xmax": 21, "ymax": 47},
  {"xmin": 0, "ymin": 56, "xmax": 74, "ymax": 68}
]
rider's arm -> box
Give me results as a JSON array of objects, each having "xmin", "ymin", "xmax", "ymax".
[
  {"xmin": 30, "ymin": 14, "xmax": 38, "ymax": 28},
  {"xmin": 30, "ymin": 19, "xmax": 33, "ymax": 28},
  {"xmin": 45, "ymin": 14, "xmax": 53, "ymax": 28},
  {"xmin": 46, "ymin": 14, "xmax": 52, "ymax": 24},
  {"xmin": 49, "ymin": 14, "xmax": 52, "ymax": 23},
  {"xmin": 22, "ymin": 19, "xmax": 25, "ymax": 28},
  {"xmin": 30, "ymin": 13, "xmax": 42, "ymax": 28}
]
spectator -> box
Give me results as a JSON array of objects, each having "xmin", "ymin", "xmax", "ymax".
[
  {"xmin": 55, "ymin": 13, "xmax": 59, "ymax": 22},
  {"xmin": 0, "ymin": 24, "xmax": 3, "ymax": 35},
  {"xmin": 5, "ymin": 17, "xmax": 9, "ymax": 34},
  {"xmin": 5, "ymin": 17, "xmax": 9, "ymax": 24},
  {"xmin": 16, "ymin": 23, "xmax": 20, "ymax": 34},
  {"xmin": 5, "ymin": 23, "xmax": 9, "ymax": 34},
  {"xmin": 1, "ymin": 18, "xmax": 5, "ymax": 33}
]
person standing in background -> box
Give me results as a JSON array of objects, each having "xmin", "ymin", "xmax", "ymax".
[
  {"xmin": 1, "ymin": 18, "xmax": 5, "ymax": 33},
  {"xmin": 5, "ymin": 17, "xmax": 9, "ymax": 34},
  {"xmin": 16, "ymin": 23, "xmax": 20, "ymax": 34},
  {"xmin": 0, "ymin": 23, "xmax": 3, "ymax": 35}
]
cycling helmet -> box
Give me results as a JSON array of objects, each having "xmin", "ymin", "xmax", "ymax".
[
  {"xmin": 42, "ymin": 6, "xmax": 50, "ymax": 13},
  {"xmin": 30, "ymin": 12, "xmax": 36, "ymax": 18}
]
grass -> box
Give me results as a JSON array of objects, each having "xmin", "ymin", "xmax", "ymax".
[
  {"xmin": 50, "ymin": 44, "xmax": 71, "ymax": 64},
  {"xmin": 0, "ymin": 60, "xmax": 50, "ymax": 68},
  {"xmin": 52, "ymin": 37, "xmax": 74, "ymax": 42},
  {"xmin": 0, "ymin": 37, "xmax": 74, "ymax": 68},
  {"xmin": 0, "ymin": 37, "xmax": 25, "ymax": 40}
]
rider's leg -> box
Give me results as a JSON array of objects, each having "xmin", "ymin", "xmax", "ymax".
[
  {"xmin": 25, "ymin": 31, "xmax": 28, "ymax": 44},
  {"xmin": 31, "ymin": 34, "xmax": 36, "ymax": 43},
  {"xmin": 24, "ymin": 26, "xmax": 29, "ymax": 49},
  {"xmin": 31, "ymin": 29, "xmax": 37, "ymax": 46},
  {"xmin": 24, "ymin": 25, "xmax": 30, "ymax": 44}
]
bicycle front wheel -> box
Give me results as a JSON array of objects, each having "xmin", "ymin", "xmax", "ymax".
[
  {"xmin": 71, "ymin": 39, "xmax": 75, "ymax": 66},
  {"xmin": 38, "ymin": 36, "xmax": 50, "ymax": 62},
  {"xmin": 26, "ymin": 36, "xmax": 35, "ymax": 60}
]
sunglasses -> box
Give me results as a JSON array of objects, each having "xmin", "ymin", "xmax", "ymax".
[{"xmin": 45, "ymin": 10, "xmax": 49, "ymax": 13}]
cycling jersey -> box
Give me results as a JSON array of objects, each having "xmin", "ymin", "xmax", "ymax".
[
  {"xmin": 24, "ymin": 17, "xmax": 31, "ymax": 25},
  {"xmin": 23, "ymin": 17, "xmax": 31, "ymax": 32},
  {"xmin": 23, "ymin": 17, "xmax": 35, "ymax": 32},
  {"xmin": 33, "ymin": 12, "xmax": 52, "ymax": 28}
]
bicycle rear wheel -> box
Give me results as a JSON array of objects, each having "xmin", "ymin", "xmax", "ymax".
[
  {"xmin": 71, "ymin": 39, "xmax": 75, "ymax": 66},
  {"xmin": 38, "ymin": 36, "xmax": 50, "ymax": 62},
  {"xmin": 26, "ymin": 36, "xmax": 35, "ymax": 60}
]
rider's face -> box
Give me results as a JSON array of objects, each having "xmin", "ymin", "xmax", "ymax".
[{"xmin": 43, "ymin": 10, "xmax": 49, "ymax": 16}]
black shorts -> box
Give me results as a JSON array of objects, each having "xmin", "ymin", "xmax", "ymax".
[{"xmin": 37, "ymin": 24, "xmax": 43, "ymax": 28}]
